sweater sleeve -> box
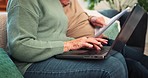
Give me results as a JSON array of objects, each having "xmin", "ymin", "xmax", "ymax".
[{"xmin": 7, "ymin": 6, "xmax": 69, "ymax": 62}]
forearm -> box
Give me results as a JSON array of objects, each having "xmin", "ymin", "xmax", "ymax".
[{"xmin": 9, "ymin": 38, "xmax": 65, "ymax": 62}]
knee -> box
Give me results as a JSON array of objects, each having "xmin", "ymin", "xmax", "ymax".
[{"xmin": 103, "ymin": 53, "xmax": 127, "ymax": 78}]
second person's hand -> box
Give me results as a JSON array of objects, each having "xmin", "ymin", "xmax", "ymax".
[{"xmin": 90, "ymin": 16, "xmax": 106, "ymax": 27}]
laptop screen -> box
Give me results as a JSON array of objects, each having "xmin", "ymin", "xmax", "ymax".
[{"xmin": 111, "ymin": 4, "xmax": 146, "ymax": 52}]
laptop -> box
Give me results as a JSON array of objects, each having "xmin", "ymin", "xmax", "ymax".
[
  {"xmin": 126, "ymin": 11, "xmax": 147, "ymax": 52},
  {"xmin": 55, "ymin": 4, "xmax": 146, "ymax": 60}
]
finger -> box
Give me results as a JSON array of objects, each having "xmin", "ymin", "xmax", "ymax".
[
  {"xmin": 96, "ymin": 38, "xmax": 108, "ymax": 44},
  {"xmin": 91, "ymin": 17, "xmax": 106, "ymax": 27},
  {"xmin": 95, "ymin": 17, "xmax": 106, "ymax": 26},
  {"xmin": 93, "ymin": 44, "xmax": 101, "ymax": 51},
  {"xmin": 94, "ymin": 21, "xmax": 105, "ymax": 26},
  {"xmin": 93, "ymin": 23, "xmax": 104, "ymax": 27},
  {"xmin": 83, "ymin": 43, "xmax": 94, "ymax": 49},
  {"xmin": 90, "ymin": 41, "xmax": 103, "ymax": 48},
  {"xmin": 86, "ymin": 37, "xmax": 103, "ymax": 46}
]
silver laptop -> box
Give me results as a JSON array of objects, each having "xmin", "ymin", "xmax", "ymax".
[{"xmin": 55, "ymin": 4, "xmax": 146, "ymax": 60}]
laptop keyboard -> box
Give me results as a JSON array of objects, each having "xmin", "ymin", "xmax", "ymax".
[
  {"xmin": 64, "ymin": 46, "xmax": 111, "ymax": 55},
  {"xmin": 90, "ymin": 46, "xmax": 111, "ymax": 55}
]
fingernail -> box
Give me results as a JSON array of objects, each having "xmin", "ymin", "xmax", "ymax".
[
  {"xmin": 98, "ymin": 47, "xmax": 101, "ymax": 50},
  {"xmin": 90, "ymin": 45, "xmax": 93, "ymax": 48},
  {"xmin": 105, "ymin": 42, "xmax": 108, "ymax": 44},
  {"xmin": 100, "ymin": 44, "xmax": 103, "ymax": 47}
]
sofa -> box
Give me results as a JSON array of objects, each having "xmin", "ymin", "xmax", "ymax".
[
  {"xmin": 0, "ymin": 12, "xmax": 24, "ymax": 78},
  {"xmin": 0, "ymin": 12, "xmax": 7, "ymax": 49}
]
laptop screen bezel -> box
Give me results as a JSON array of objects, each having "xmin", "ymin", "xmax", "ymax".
[{"xmin": 106, "ymin": 4, "xmax": 146, "ymax": 58}]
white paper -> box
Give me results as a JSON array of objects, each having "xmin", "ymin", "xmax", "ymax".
[{"xmin": 94, "ymin": 7, "xmax": 130, "ymax": 37}]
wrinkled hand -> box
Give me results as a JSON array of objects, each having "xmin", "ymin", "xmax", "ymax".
[
  {"xmin": 64, "ymin": 37, "xmax": 108, "ymax": 52},
  {"xmin": 90, "ymin": 16, "xmax": 106, "ymax": 27}
]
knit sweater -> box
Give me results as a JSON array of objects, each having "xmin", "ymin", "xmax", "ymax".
[{"xmin": 7, "ymin": 0, "xmax": 74, "ymax": 74}]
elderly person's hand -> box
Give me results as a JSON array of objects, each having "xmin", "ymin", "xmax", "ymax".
[
  {"xmin": 90, "ymin": 16, "xmax": 106, "ymax": 27},
  {"xmin": 64, "ymin": 37, "xmax": 108, "ymax": 52}
]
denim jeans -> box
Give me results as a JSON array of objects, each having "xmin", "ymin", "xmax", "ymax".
[
  {"xmin": 122, "ymin": 46, "xmax": 148, "ymax": 78},
  {"xmin": 126, "ymin": 58, "xmax": 148, "ymax": 78},
  {"xmin": 24, "ymin": 52, "xmax": 128, "ymax": 78}
]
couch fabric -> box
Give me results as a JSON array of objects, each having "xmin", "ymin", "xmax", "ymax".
[
  {"xmin": 0, "ymin": 12, "xmax": 7, "ymax": 49},
  {"xmin": 0, "ymin": 48, "xmax": 24, "ymax": 78},
  {"xmin": 0, "ymin": 12, "xmax": 24, "ymax": 78}
]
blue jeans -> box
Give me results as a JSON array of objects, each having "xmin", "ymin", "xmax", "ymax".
[
  {"xmin": 122, "ymin": 46, "xmax": 148, "ymax": 78},
  {"xmin": 24, "ymin": 52, "xmax": 128, "ymax": 78}
]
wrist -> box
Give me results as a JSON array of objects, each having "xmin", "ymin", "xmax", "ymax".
[{"xmin": 64, "ymin": 42, "xmax": 71, "ymax": 52}]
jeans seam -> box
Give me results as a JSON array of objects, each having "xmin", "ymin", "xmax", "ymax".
[{"xmin": 25, "ymin": 68, "xmax": 111, "ymax": 76}]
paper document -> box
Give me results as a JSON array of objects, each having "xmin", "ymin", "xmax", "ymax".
[{"xmin": 95, "ymin": 7, "xmax": 130, "ymax": 37}]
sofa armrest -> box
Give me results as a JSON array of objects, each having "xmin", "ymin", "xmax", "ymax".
[{"xmin": 0, "ymin": 12, "xmax": 7, "ymax": 49}]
